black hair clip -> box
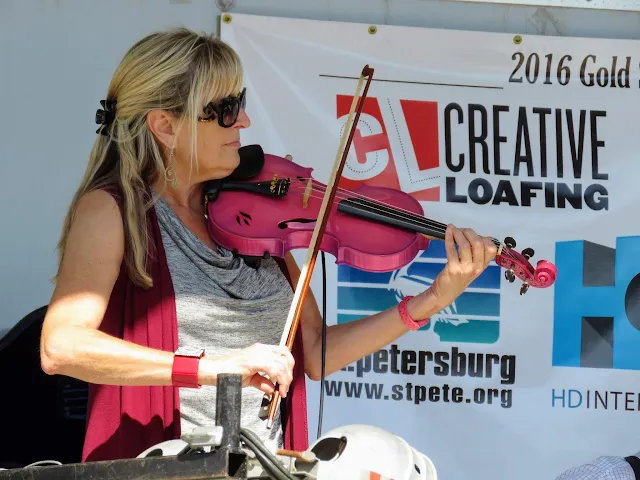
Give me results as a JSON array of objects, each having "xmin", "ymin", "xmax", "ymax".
[{"xmin": 95, "ymin": 99, "xmax": 117, "ymax": 136}]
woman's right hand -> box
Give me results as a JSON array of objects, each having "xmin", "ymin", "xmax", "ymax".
[{"xmin": 201, "ymin": 343, "xmax": 295, "ymax": 398}]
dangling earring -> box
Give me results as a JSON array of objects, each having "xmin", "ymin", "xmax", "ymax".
[{"xmin": 166, "ymin": 147, "xmax": 178, "ymax": 188}]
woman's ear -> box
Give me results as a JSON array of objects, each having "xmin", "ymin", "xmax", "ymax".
[{"xmin": 146, "ymin": 110, "xmax": 176, "ymax": 149}]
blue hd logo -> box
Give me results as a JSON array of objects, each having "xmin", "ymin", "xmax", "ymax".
[
  {"xmin": 553, "ymin": 236, "xmax": 640, "ymax": 370},
  {"xmin": 337, "ymin": 240, "xmax": 501, "ymax": 344}
]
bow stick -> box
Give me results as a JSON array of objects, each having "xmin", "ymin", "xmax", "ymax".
[{"xmin": 265, "ymin": 65, "xmax": 375, "ymax": 428}]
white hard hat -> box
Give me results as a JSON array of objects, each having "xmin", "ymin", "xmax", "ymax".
[{"xmin": 304, "ymin": 424, "xmax": 437, "ymax": 480}]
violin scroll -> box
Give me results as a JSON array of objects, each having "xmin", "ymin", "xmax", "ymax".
[{"xmin": 495, "ymin": 236, "xmax": 557, "ymax": 295}]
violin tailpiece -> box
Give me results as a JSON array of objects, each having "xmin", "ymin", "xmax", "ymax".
[{"xmin": 219, "ymin": 179, "xmax": 290, "ymax": 198}]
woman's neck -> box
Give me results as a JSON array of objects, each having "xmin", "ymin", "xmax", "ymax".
[{"xmin": 151, "ymin": 180, "xmax": 203, "ymax": 214}]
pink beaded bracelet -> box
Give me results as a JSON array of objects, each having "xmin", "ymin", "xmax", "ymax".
[{"xmin": 398, "ymin": 296, "xmax": 431, "ymax": 331}]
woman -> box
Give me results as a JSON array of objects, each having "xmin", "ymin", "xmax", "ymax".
[{"xmin": 40, "ymin": 28, "xmax": 497, "ymax": 462}]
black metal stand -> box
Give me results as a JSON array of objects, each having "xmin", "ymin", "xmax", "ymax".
[
  {"xmin": 217, "ymin": 373, "xmax": 242, "ymax": 452},
  {"xmin": 0, "ymin": 374, "xmax": 251, "ymax": 480}
]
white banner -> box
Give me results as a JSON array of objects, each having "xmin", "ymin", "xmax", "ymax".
[{"xmin": 221, "ymin": 14, "xmax": 640, "ymax": 479}]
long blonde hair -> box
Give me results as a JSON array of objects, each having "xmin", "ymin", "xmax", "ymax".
[{"xmin": 57, "ymin": 28, "xmax": 244, "ymax": 288}]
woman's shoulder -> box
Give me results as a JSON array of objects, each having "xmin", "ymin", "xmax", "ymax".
[
  {"xmin": 76, "ymin": 187, "xmax": 123, "ymax": 221},
  {"xmin": 96, "ymin": 183, "xmax": 124, "ymax": 208},
  {"xmin": 56, "ymin": 188, "xmax": 126, "ymax": 297},
  {"xmin": 68, "ymin": 189, "xmax": 125, "ymax": 255}
]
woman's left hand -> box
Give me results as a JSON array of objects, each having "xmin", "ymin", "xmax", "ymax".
[{"xmin": 426, "ymin": 224, "xmax": 498, "ymax": 310}]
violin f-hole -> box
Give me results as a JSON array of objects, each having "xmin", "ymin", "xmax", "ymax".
[{"xmin": 278, "ymin": 218, "xmax": 317, "ymax": 230}]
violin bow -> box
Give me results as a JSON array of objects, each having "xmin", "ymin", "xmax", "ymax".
[{"xmin": 265, "ymin": 65, "xmax": 375, "ymax": 428}]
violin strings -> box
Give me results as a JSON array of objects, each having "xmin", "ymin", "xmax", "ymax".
[
  {"xmin": 286, "ymin": 180, "xmax": 449, "ymax": 233},
  {"xmin": 286, "ymin": 180, "xmax": 468, "ymax": 237},
  {"xmin": 286, "ymin": 181, "xmax": 477, "ymax": 239},
  {"xmin": 289, "ymin": 184, "xmax": 517, "ymax": 261},
  {"xmin": 289, "ymin": 185, "xmax": 520, "ymax": 264},
  {"xmin": 282, "ymin": 181, "xmax": 520, "ymax": 263}
]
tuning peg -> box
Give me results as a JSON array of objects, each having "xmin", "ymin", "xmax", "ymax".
[
  {"xmin": 504, "ymin": 236, "xmax": 516, "ymax": 249},
  {"xmin": 522, "ymin": 248, "xmax": 534, "ymax": 260},
  {"xmin": 504, "ymin": 268, "xmax": 515, "ymax": 283},
  {"xmin": 520, "ymin": 282, "xmax": 529, "ymax": 295}
]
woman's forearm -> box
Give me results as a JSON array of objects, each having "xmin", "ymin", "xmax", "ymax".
[
  {"xmin": 300, "ymin": 225, "xmax": 497, "ymax": 380},
  {"xmin": 41, "ymin": 325, "xmax": 229, "ymax": 387},
  {"xmin": 306, "ymin": 290, "xmax": 443, "ymax": 379},
  {"xmin": 41, "ymin": 325, "xmax": 178, "ymax": 385}
]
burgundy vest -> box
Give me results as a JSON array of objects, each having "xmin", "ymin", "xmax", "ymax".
[{"xmin": 81, "ymin": 189, "xmax": 308, "ymax": 462}]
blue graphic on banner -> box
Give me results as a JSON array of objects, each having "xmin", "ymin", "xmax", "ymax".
[
  {"xmin": 337, "ymin": 240, "xmax": 501, "ymax": 344},
  {"xmin": 553, "ymin": 236, "xmax": 640, "ymax": 370}
]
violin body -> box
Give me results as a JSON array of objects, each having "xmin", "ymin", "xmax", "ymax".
[
  {"xmin": 205, "ymin": 152, "xmax": 430, "ymax": 272},
  {"xmin": 204, "ymin": 145, "xmax": 557, "ymax": 294}
]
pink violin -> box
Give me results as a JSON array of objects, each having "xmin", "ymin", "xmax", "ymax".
[{"xmin": 204, "ymin": 144, "xmax": 557, "ymax": 296}]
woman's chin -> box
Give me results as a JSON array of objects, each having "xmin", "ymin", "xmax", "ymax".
[
  {"xmin": 202, "ymin": 162, "xmax": 240, "ymax": 181},
  {"xmin": 225, "ymin": 153, "xmax": 241, "ymax": 173}
]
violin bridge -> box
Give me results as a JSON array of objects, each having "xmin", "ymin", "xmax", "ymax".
[{"xmin": 303, "ymin": 178, "xmax": 312, "ymax": 208}]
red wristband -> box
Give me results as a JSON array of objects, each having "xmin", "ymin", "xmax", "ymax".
[
  {"xmin": 172, "ymin": 353, "xmax": 203, "ymax": 388},
  {"xmin": 398, "ymin": 296, "xmax": 430, "ymax": 331}
]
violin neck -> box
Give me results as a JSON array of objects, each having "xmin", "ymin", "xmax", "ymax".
[
  {"xmin": 337, "ymin": 197, "xmax": 502, "ymax": 249},
  {"xmin": 337, "ymin": 197, "xmax": 447, "ymax": 239}
]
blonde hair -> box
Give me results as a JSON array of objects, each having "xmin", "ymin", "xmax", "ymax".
[{"xmin": 56, "ymin": 28, "xmax": 244, "ymax": 288}]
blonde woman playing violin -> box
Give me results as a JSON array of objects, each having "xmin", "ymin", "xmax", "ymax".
[{"xmin": 40, "ymin": 27, "xmax": 497, "ymax": 463}]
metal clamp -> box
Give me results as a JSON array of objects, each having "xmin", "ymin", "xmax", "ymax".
[{"xmin": 181, "ymin": 426, "xmax": 224, "ymax": 448}]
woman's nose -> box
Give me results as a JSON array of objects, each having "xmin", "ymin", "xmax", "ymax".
[{"xmin": 234, "ymin": 108, "xmax": 251, "ymax": 129}]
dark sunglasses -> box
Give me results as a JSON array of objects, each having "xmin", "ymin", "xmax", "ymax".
[{"xmin": 198, "ymin": 87, "xmax": 246, "ymax": 128}]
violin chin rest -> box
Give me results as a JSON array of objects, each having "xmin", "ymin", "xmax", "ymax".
[{"xmin": 226, "ymin": 144, "xmax": 265, "ymax": 180}]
